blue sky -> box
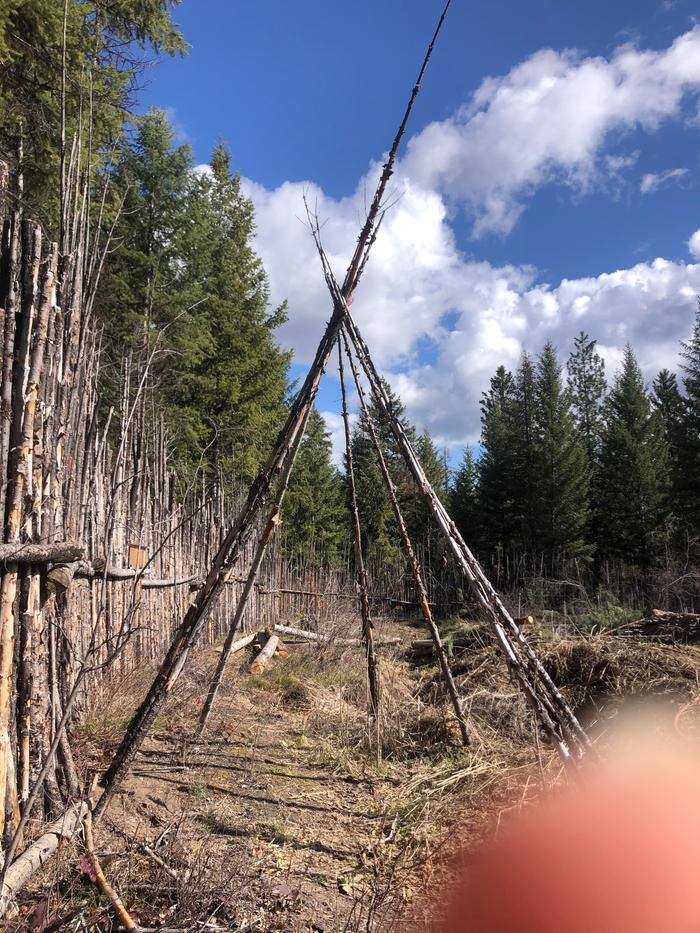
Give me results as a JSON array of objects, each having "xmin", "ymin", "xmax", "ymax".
[{"xmin": 141, "ymin": 0, "xmax": 700, "ymax": 463}]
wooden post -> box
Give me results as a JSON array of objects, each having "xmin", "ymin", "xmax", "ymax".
[{"xmin": 341, "ymin": 306, "xmax": 591, "ymax": 763}]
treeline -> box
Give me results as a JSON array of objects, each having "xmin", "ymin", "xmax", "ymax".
[
  {"xmin": 448, "ymin": 319, "xmax": 700, "ymax": 581},
  {"xmin": 280, "ymin": 391, "xmax": 450, "ymax": 569}
]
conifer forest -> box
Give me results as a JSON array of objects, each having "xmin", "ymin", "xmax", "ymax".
[{"xmin": 1, "ymin": 1, "xmax": 700, "ymax": 931}]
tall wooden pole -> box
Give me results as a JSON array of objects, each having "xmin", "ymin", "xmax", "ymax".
[
  {"xmin": 337, "ymin": 340, "xmax": 380, "ymax": 718},
  {"xmin": 312, "ymin": 246, "xmax": 592, "ymax": 765},
  {"xmin": 197, "ymin": 397, "xmax": 315, "ymax": 735}
]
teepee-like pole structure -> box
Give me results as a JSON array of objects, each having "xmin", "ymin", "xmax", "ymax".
[
  {"xmin": 95, "ymin": 0, "xmax": 455, "ymax": 818},
  {"xmin": 310, "ymin": 235, "xmax": 592, "ymax": 764},
  {"xmin": 340, "ymin": 327, "xmax": 470, "ymax": 746}
]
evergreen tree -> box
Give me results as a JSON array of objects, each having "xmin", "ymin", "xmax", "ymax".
[
  {"xmin": 450, "ymin": 449, "xmax": 479, "ymax": 546},
  {"xmin": 512, "ymin": 352, "xmax": 539, "ymax": 555},
  {"xmin": 596, "ymin": 346, "xmax": 669, "ymax": 569},
  {"xmin": 567, "ymin": 332, "xmax": 607, "ymax": 467},
  {"xmin": 164, "ymin": 143, "xmax": 290, "ymax": 485},
  {"xmin": 350, "ymin": 379, "xmax": 414, "ymax": 566},
  {"xmin": 98, "ymin": 108, "xmax": 193, "ymax": 351},
  {"xmin": 652, "ymin": 368, "xmax": 685, "ymax": 531},
  {"xmin": 534, "ymin": 341, "xmax": 591, "ymax": 563},
  {"xmin": 281, "ymin": 410, "xmax": 346, "ymax": 566},
  {"xmin": 477, "ymin": 366, "xmax": 518, "ymax": 561},
  {"xmin": 0, "ymin": 1, "xmax": 185, "ymax": 227},
  {"xmin": 678, "ymin": 303, "xmax": 700, "ymax": 540},
  {"xmin": 405, "ymin": 429, "xmax": 445, "ymax": 550},
  {"xmin": 98, "ymin": 125, "xmax": 290, "ymax": 489}
]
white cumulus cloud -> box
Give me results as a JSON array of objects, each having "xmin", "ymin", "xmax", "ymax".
[
  {"xmin": 241, "ymin": 28, "xmax": 700, "ymax": 452},
  {"xmin": 401, "ymin": 27, "xmax": 700, "ymax": 235}
]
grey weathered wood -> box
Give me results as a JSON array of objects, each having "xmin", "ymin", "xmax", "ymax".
[
  {"xmin": 338, "ymin": 340, "xmax": 380, "ymax": 716},
  {"xmin": 0, "ymin": 800, "xmax": 88, "ymax": 917},
  {"xmin": 341, "ymin": 327, "xmax": 469, "ymax": 745}
]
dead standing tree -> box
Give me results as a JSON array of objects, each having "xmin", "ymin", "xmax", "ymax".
[{"xmin": 95, "ymin": 0, "xmax": 455, "ymax": 816}]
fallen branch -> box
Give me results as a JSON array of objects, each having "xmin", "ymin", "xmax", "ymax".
[
  {"xmin": 74, "ymin": 562, "xmax": 199, "ymax": 588},
  {"xmin": 84, "ymin": 810, "xmax": 137, "ymax": 930},
  {"xmin": 138, "ymin": 842, "xmax": 179, "ymax": 881},
  {"xmin": 0, "ymin": 801, "xmax": 88, "ymax": 918},
  {"xmin": 214, "ymin": 632, "xmax": 256, "ymax": 655},
  {"xmin": 273, "ymin": 623, "xmax": 323, "ymax": 641},
  {"xmin": 272, "ymin": 624, "xmax": 399, "ymax": 648}
]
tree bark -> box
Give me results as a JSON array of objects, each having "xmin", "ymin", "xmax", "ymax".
[{"xmin": 0, "ymin": 543, "xmax": 84, "ymax": 564}]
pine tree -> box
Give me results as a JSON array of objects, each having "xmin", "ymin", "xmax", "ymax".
[
  {"xmin": 0, "ymin": 1, "xmax": 185, "ymax": 227},
  {"xmin": 534, "ymin": 341, "xmax": 591, "ymax": 564},
  {"xmin": 477, "ymin": 366, "xmax": 518, "ymax": 562},
  {"xmin": 164, "ymin": 142, "xmax": 291, "ymax": 486},
  {"xmin": 350, "ymin": 379, "xmax": 414, "ymax": 566},
  {"xmin": 450, "ymin": 449, "xmax": 479, "ymax": 546},
  {"xmin": 596, "ymin": 346, "xmax": 669, "ymax": 569},
  {"xmin": 98, "ymin": 107, "xmax": 193, "ymax": 351},
  {"xmin": 98, "ymin": 126, "xmax": 291, "ymax": 489},
  {"xmin": 567, "ymin": 332, "xmax": 607, "ymax": 467},
  {"xmin": 281, "ymin": 410, "xmax": 346, "ymax": 566},
  {"xmin": 405, "ymin": 429, "xmax": 445, "ymax": 550}
]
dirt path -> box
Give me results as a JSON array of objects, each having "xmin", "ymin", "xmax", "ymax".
[{"xmin": 115, "ymin": 692, "xmax": 399, "ymax": 931}]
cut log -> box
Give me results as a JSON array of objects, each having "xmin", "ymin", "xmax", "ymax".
[
  {"xmin": 250, "ymin": 635, "xmax": 280, "ymax": 675},
  {"xmin": 0, "ymin": 542, "xmax": 85, "ymax": 564},
  {"xmin": 274, "ymin": 623, "xmax": 322, "ymax": 642},
  {"xmin": 0, "ymin": 800, "xmax": 88, "ymax": 917},
  {"xmin": 214, "ymin": 632, "xmax": 256, "ymax": 655}
]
